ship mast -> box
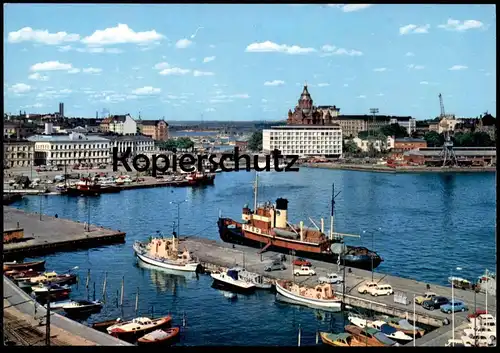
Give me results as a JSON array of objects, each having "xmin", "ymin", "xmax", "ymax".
[
  {"xmin": 253, "ymin": 172, "xmax": 258, "ymax": 214},
  {"xmin": 330, "ymin": 183, "xmax": 335, "ymax": 241}
]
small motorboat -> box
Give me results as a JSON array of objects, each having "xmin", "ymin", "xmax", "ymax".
[
  {"xmin": 62, "ymin": 300, "xmax": 103, "ymax": 316},
  {"xmin": 32, "ymin": 284, "xmax": 71, "ymax": 303},
  {"xmin": 137, "ymin": 327, "xmax": 180, "ymax": 345},
  {"xmin": 368, "ymin": 320, "xmax": 413, "ymax": 343},
  {"xmin": 345, "ymin": 325, "xmax": 398, "ymax": 346},
  {"xmin": 107, "ymin": 316, "xmax": 172, "ymax": 342},
  {"xmin": 44, "ymin": 299, "xmax": 74, "ymax": 310},
  {"xmin": 320, "ymin": 332, "xmax": 366, "ymax": 347},
  {"xmin": 386, "ymin": 318, "xmax": 425, "ymax": 338},
  {"xmin": 3, "ymin": 260, "xmax": 46, "ymax": 272},
  {"xmin": 91, "ymin": 318, "xmax": 122, "ymax": 333}
]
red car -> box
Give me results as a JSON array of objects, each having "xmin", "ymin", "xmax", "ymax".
[
  {"xmin": 293, "ymin": 258, "xmax": 312, "ymax": 267},
  {"xmin": 467, "ymin": 309, "xmax": 487, "ymax": 320}
]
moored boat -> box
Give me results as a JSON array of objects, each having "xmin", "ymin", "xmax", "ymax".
[
  {"xmin": 386, "ymin": 318, "xmax": 425, "ymax": 338},
  {"xmin": 320, "ymin": 332, "xmax": 366, "ymax": 347},
  {"xmin": 217, "ymin": 178, "xmax": 382, "ymax": 271},
  {"xmin": 137, "ymin": 327, "xmax": 180, "ymax": 345},
  {"xmin": 62, "ymin": 300, "xmax": 103, "ymax": 316},
  {"xmin": 348, "ymin": 314, "xmax": 413, "ymax": 343},
  {"xmin": 275, "ymin": 280, "xmax": 342, "ymax": 310},
  {"xmin": 186, "ymin": 172, "xmax": 215, "ymax": 186},
  {"xmin": 229, "ymin": 266, "xmax": 273, "ymax": 289},
  {"xmin": 91, "ymin": 318, "xmax": 122, "ymax": 332},
  {"xmin": 133, "ymin": 234, "xmax": 200, "ymax": 272},
  {"xmin": 210, "ymin": 269, "xmax": 256, "ymax": 293},
  {"xmin": 44, "ymin": 299, "xmax": 74, "ymax": 310},
  {"xmin": 3, "ymin": 260, "xmax": 46, "ymax": 272},
  {"xmin": 345, "ymin": 325, "xmax": 398, "ymax": 346},
  {"xmin": 31, "ymin": 283, "xmax": 72, "ymax": 303},
  {"xmin": 107, "ymin": 316, "xmax": 172, "ymax": 342}
]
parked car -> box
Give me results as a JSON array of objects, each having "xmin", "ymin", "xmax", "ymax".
[
  {"xmin": 264, "ymin": 260, "xmax": 286, "ymax": 272},
  {"xmin": 445, "ymin": 339, "xmax": 471, "ymax": 347},
  {"xmin": 357, "ymin": 281, "xmax": 379, "ymax": 294},
  {"xmin": 293, "ymin": 258, "xmax": 312, "ymax": 267},
  {"xmin": 467, "ymin": 309, "xmax": 488, "ymax": 320},
  {"xmin": 440, "ymin": 301, "xmax": 468, "ymax": 314},
  {"xmin": 463, "ymin": 326, "xmax": 496, "ymax": 341},
  {"xmin": 461, "ymin": 334, "xmax": 495, "ymax": 347},
  {"xmin": 294, "ymin": 266, "xmax": 316, "ymax": 276},
  {"xmin": 415, "ymin": 291, "xmax": 437, "ymax": 305},
  {"xmin": 369, "ymin": 284, "xmax": 394, "ymax": 297},
  {"xmin": 318, "ymin": 273, "xmax": 343, "ymax": 284},
  {"xmin": 422, "ymin": 296, "xmax": 449, "ymax": 311}
]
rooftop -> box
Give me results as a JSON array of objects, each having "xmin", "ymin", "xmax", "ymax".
[
  {"xmin": 405, "ymin": 147, "xmax": 496, "ymax": 157},
  {"xmin": 104, "ymin": 134, "xmax": 154, "ymax": 142},
  {"xmin": 27, "ymin": 133, "xmax": 109, "ymax": 142},
  {"xmin": 268, "ymin": 124, "xmax": 341, "ymax": 129},
  {"xmin": 139, "ymin": 119, "xmax": 168, "ymax": 126},
  {"xmin": 394, "ymin": 137, "xmax": 426, "ymax": 143},
  {"xmin": 337, "ymin": 115, "xmax": 413, "ymax": 121}
]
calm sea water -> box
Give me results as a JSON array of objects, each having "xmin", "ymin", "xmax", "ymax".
[{"xmin": 10, "ymin": 168, "xmax": 496, "ymax": 346}]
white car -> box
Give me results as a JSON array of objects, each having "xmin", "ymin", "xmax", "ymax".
[
  {"xmin": 318, "ymin": 273, "xmax": 343, "ymax": 284},
  {"xmin": 369, "ymin": 284, "xmax": 393, "ymax": 296},
  {"xmin": 357, "ymin": 281, "xmax": 378, "ymax": 294},
  {"xmin": 463, "ymin": 326, "xmax": 496, "ymax": 341},
  {"xmin": 445, "ymin": 339, "xmax": 471, "ymax": 347},
  {"xmin": 461, "ymin": 334, "xmax": 495, "ymax": 347},
  {"xmin": 294, "ymin": 266, "xmax": 316, "ymax": 276}
]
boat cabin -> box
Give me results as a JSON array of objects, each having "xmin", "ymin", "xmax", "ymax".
[
  {"xmin": 133, "ymin": 317, "xmax": 153, "ymax": 326},
  {"xmin": 148, "ymin": 237, "xmax": 192, "ymax": 262},
  {"xmin": 286, "ymin": 282, "xmax": 337, "ymax": 300}
]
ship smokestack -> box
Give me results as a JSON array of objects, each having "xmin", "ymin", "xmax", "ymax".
[
  {"xmin": 300, "ymin": 221, "xmax": 304, "ymax": 242},
  {"xmin": 275, "ymin": 198, "xmax": 288, "ymax": 228},
  {"xmin": 321, "ymin": 218, "xmax": 324, "ymax": 233}
]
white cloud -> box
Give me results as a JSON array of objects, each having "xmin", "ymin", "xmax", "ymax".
[
  {"xmin": 420, "ymin": 81, "xmax": 429, "ymax": 85},
  {"xmin": 246, "ymin": 41, "xmax": 316, "ymax": 55},
  {"xmin": 205, "ymin": 107, "xmax": 216, "ymax": 112},
  {"xmin": 399, "ymin": 24, "xmax": 430, "ymax": 35},
  {"xmin": 193, "ymin": 70, "xmax": 214, "ymax": 77},
  {"xmin": 58, "ymin": 45, "xmax": 72, "ymax": 52},
  {"xmin": 203, "ymin": 56, "xmax": 216, "ymax": 63},
  {"xmin": 22, "ymin": 102, "xmax": 45, "ymax": 109},
  {"xmin": 132, "ymin": 86, "xmax": 161, "ymax": 95},
  {"xmin": 320, "ymin": 45, "xmax": 363, "ymax": 56},
  {"xmin": 209, "ymin": 44, "xmax": 216, "ymax": 49},
  {"xmin": 153, "ymin": 62, "xmax": 170, "ymax": 70},
  {"xmin": 356, "ymin": 95, "xmax": 366, "ymax": 99},
  {"xmin": 261, "ymin": 99, "xmax": 268, "ymax": 103},
  {"xmin": 343, "ymin": 83, "xmax": 349, "ymax": 87},
  {"xmin": 9, "ymin": 83, "xmax": 31, "ymax": 94},
  {"xmin": 82, "ymin": 24, "xmax": 164, "ymax": 46},
  {"xmin": 82, "ymin": 67, "xmax": 102, "ymax": 74},
  {"xmin": 316, "ymin": 83, "xmax": 330, "ymax": 87},
  {"xmin": 190, "ymin": 57, "xmax": 196, "ymax": 62},
  {"xmin": 377, "ymin": 93, "xmax": 385, "ymax": 96},
  {"xmin": 68, "ymin": 68, "xmax": 81, "ymax": 74},
  {"xmin": 449, "ymin": 65, "xmax": 468, "ymax": 71},
  {"xmin": 406, "ymin": 52, "xmax": 415, "ymax": 56},
  {"xmin": 28, "ymin": 72, "xmax": 48, "ymax": 81},
  {"xmin": 438, "ymin": 19, "xmax": 483, "ymax": 31},
  {"xmin": 75, "ymin": 47, "xmax": 123, "ymax": 54},
  {"xmin": 373, "ymin": 68, "xmax": 387, "ymax": 72},
  {"xmin": 407, "ymin": 64, "xmax": 425, "ymax": 70},
  {"xmin": 210, "ymin": 99, "xmax": 233, "ymax": 104},
  {"xmin": 7, "ymin": 27, "xmax": 80, "ymax": 45},
  {"xmin": 335, "ymin": 4, "xmax": 373, "ymax": 12},
  {"xmin": 30, "ymin": 61, "xmax": 72, "ymax": 71},
  {"xmin": 213, "ymin": 94, "xmax": 250, "ymax": 99},
  {"xmin": 175, "ymin": 39, "xmax": 192, "ymax": 48},
  {"xmin": 264, "ymin": 80, "xmax": 285, "ymax": 86},
  {"xmin": 159, "ymin": 67, "xmax": 190, "ymax": 75}
]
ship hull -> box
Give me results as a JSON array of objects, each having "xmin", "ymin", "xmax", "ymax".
[
  {"xmin": 218, "ymin": 219, "xmax": 382, "ymax": 271},
  {"xmin": 134, "ymin": 249, "xmax": 200, "ymax": 272}
]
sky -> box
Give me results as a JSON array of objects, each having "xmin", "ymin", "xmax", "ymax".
[{"xmin": 3, "ymin": 4, "xmax": 497, "ymax": 121}]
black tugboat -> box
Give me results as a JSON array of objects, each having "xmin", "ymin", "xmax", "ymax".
[{"xmin": 217, "ymin": 178, "xmax": 383, "ymax": 271}]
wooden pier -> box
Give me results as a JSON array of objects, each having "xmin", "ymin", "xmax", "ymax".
[
  {"xmin": 181, "ymin": 236, "xmax": 495, "ymax": 344},
  {"xmin": 3, "ymin": 207, "xmax": 126, "ymax": 259}
]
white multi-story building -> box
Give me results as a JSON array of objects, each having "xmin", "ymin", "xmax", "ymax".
[
  {"xmin": 28, "ymin": 132, "xmax": 110, "ymax": 166},
  {"xmin": 106, "ymin": 135, "xmax": 155, "ymax": 157},
  {"xmin": 263, "ymin": 125, "xmax": 343, "ymax": 157},
  {"xmin": 350, "ymin": 137, "xmax": 387, "ymax": 152},
  {"xmin": 390, "ymin": 117, "xmax": 417, "ymax": 135},
  {"xmin": 108, "ymin": 114, "xmax": 138, "ymax": 135}
]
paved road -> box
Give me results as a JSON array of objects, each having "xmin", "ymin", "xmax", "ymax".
[{"xmin": 3, "ymin": 276, "xmax": 132, "ymax": 346}]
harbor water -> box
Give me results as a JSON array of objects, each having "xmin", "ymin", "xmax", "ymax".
[{"xmin": 9, "ymin": 168, "xmax": 496, "ymax": 345}]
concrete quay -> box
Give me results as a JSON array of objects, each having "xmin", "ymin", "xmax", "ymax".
[
  {"xmin": 3, "ymin": 276, "xmax": 132, "ymax": 346},
  {"xmin": 181, "ymin": 236, "xmax": 495, "ymax": 331},
  {"xmin": 3, "ymin": 207, "xmax": 126, "ymax": 259}
]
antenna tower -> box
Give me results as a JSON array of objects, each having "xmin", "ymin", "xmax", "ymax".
[{"xmin": 438, "ymin": 93, "xmax": 457, "ymax": 167}]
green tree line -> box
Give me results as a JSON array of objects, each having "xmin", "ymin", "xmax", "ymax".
[{"xmin": 156, "ymin": 137, "xmax": 195, "ymax": 151}]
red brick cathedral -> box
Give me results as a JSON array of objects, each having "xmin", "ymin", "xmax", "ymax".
[{"xmin": 287, "ymin": 84, "xmax": 340, "ymax": 125}]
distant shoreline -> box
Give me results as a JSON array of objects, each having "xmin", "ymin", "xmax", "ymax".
[{"xmin": 301, "ymin": 163, "xmax": 496, "ymax": 174}]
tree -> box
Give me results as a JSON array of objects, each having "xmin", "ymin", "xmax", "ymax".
[
  {"xmin": 343, "ymin": 139, "xmax": 360, "ymax": 154},
  {"xmin": 247, "ymin": 130, "xmax": 263, "ymax": 152},
  {"xmin": 472, "ymin": 131, "xmax": 494, "ymax": 147},
  {"xmin": 452, "ymin": 132, "xmax": 474, "ymax": 147},
  {"xmin": 424, "ymin": 131, "xmax": 444, "ymax": 147},
  {"xmin": 379, "ymin": 123, "xmax": 408, "ymax": 138},
  {"xmin": 157, "ymin": 139, "xmax": 178, "ymax": 151},
  {"xmin": 176, "ymin": 137, "xmax": 195, "ymax": 151}
]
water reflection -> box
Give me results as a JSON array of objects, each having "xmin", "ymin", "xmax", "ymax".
[{"xmin": 135, "ymin": 259, "xmax": 198, "ymax": 294}]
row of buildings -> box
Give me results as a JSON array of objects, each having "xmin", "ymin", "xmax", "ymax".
[{"xmin": 4, "ymin": 131, "xmax": 157, "ymax": 168}]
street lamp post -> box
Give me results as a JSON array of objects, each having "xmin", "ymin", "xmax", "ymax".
[
  {"xmin": 451, "ymin": 266, "xmax": 462, "ymax": 346},
  {"xmin": 170, "ymin": 200, "xmax": 188, "ymax": 237},
  {"xmin": 363, "ymin": 227, "xmax": 381, "ymax": 282}
]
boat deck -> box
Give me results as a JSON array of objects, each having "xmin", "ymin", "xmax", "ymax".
[
  {"xmin": 181, "ymin": 236, "xmax": 496, "ymax": 345},
  {"xmin": 3, "ymin": 207, "xmax": 126, "ymax": 258}
]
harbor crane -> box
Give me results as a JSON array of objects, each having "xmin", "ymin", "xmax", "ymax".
[{"xmin": 438, "ymin": 93, "xmax": 458, "ymax": 167}]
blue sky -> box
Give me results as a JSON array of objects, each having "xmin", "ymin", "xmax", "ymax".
[{"xmin": 4, "ymin": 4, "xmax": 496, "ymax": 121}]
